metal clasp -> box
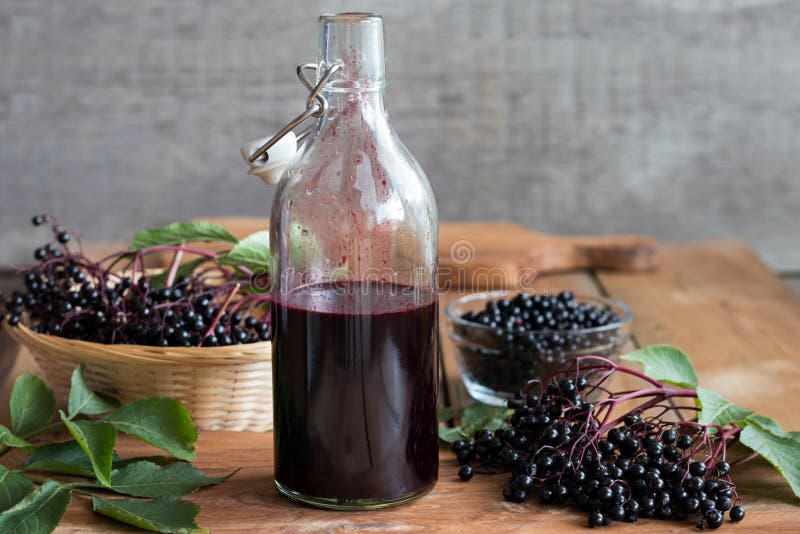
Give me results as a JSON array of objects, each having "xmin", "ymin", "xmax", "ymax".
[{"xmin": 241, "ymin": 62, "xmax": 342, "ymax": 184}]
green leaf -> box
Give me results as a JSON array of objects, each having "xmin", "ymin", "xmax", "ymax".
[
  {"xmin": 697, "ymin": 387, "xmax": 754, "ymax": 428},
  {"xmin": 740, "ymin": 424, "xmax": 800, "ymax": 499},
  {"xmin": 130, "ymin": 222, "xmax": 237, "ymax": 249},
  {"xmin": 101, "ymin": 461, "xmax": 236, "ymax": 498},
  {"xmin": 437, "ymin": 426, "xmax": 468, "ymax": 444},
  {"xmin": 112, "ymin": 456, "xmax": 173, "ymax": 469},
  {"xmin": 0, "ymin": 480, "xmax": 71, "ymax": 534},
  {"xmin": 218, "ymin": 230, "xmax": 270, "ymax": 272},
  {"xmin": 68, "ymin": 365, "xmax": 121, "ymax": 417},
  {"xmin": 61, "ymin": 413, "xmax": 116, "ymax": 487},
  {"xmin": 150, "ymin": 257, "xmax": 210, "ymax": 289},
  {"xmin": 0, "ymin": 466, "xmax": 33, "ymax": 513},
  {"xmin": 437, "ymin": 406, "xmax": 461, "ymax": 423},
  {"xmin": 620, "ymin": 345, "xmax": 698, "ymax": 389},
  {"xmin": 92, "ymin": 496, "xmax": 205, "ymax": 534},
  {"xmin": 0, "ymin": 425, "xmax": 31, "ymax": 449},
  {"xmin": 10, "ymin": 373, "xmax": 55, "ymax": 437},
  {"xmin": 103, "ymin": 398, "xmax": 197, "ymax": 461},
  {"xmin": 745, "ymin": 414, "xmax": 788, "ymax": 437},
  {"xmin": 437, "ymin": 403, "xmax": 510, "ymax": 444},
  {"xmin": 26, "ymin": 440, "xmax": 120, "ymax": 478}
]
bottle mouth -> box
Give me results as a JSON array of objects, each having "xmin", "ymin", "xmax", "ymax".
[
  {"xmin": 319, "ymin": 12, "xmax": 382, "ymax": 23},
  {"xmin": 318, "ymin": 12, "xmax": 387, "ymax": 92}
]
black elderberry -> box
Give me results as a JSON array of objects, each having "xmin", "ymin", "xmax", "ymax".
[
  {"xmin": 597, "ymin": 486, "xmax": 614, "ymax": 503},
  {"xmin": 458, "ymin": 465, "xmax": 474, "ymax": 481},
  {"xmin": 663, "ymin": 445, "xmax": 681, "ymax": 462},
  {"xmin": 677, "ymin": 434, "xmax": 693, "ymax": 450},
  {"xmin": 451, "ymin": 440, "xmax": 468, "ymax": 453},
  {"xmin": 587, "ymin": 511, "xmax": 605, "ymax": 528},
  {"xmin": 57, "ymin": 231, "xmax": 71, "ymax": 244},
  {"xmin": 714, "ymin": 461, "xmax": 731, "ymax": 477},
  {"xmin": 661, "ymin": 428, "xmax": 677, "ymax": 444},
  {"xmin": 608, "ymin": 505, "xmax": 625, "ymax": 521},
  {"xmin": 639, "ymin": 496, "xmax": 655, "ymax": 512},
  {"xmin": 689, "ymin": 460, "xmax": 707, "ymax": 477},
  {"xmin": 537, "ymin": 487, "xmax": 554, "ymax": 504},
  {"xmin": 704, "ymin": 479, "xmax": 719, "ymax": 495},
  {"xmin": 624, "ymin": 413, "xmax": 640, "ymax": 427},
  {"xmin": 685, "ymin": 497, "xmax": 701, "ymax": 513},
  {"xmin": 705, "ymin": 509, "xmax": 724, "ymax": 529},
  {"xmin": 645, "ymin": 441, "xmax": 663, "ymax": 458},
  {"xmin": 729, "ymin": 505, "xmax": 745, "ymax": 522},
  {"xmin": 701, "ymin": 498, "xmax": 717, "ymax": 512},
  {"xmin": 715, "ymin": 495, "xmax": 732, "ymax": 512},
  {"xmin": 685, "ymin": 476, "xmax": 705, "ymax": 492}
]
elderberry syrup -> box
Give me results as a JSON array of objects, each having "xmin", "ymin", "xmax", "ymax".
[
  {"xmin": 272, "ymin": 282, "xmax": 438, "ymax": 507},
  {"xmin": 268, "ymin": 13, "xmax": 439, "ymax": 509}
]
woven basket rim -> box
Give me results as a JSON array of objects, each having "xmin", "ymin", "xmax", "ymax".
[{"xmin": 7, "ymin": 323, "xmax": 271, "ymax": 367}]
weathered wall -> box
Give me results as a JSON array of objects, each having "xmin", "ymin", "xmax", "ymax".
[{"xmin": 1, "ymin": 0, "xmax": 798, "ymax": 270}]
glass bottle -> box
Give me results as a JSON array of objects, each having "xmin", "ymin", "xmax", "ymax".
[{"xmin": 269, "ymin": 13, "xmax": 439, "ymax": 510}]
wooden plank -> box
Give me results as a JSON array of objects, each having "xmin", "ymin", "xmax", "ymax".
[
  {"xmin": 597, "ymin": 241, "xmax": 800, "ymax": 430},
  {"xmin": 45, "ymin": 431, "xmax": 797, "ymax": 533}
]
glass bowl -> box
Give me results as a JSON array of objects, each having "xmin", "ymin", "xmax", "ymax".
[{"xmin": 445, "ymin": 291, "xmax": 633, "ymax": 406}]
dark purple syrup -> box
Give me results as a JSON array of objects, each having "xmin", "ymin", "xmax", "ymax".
[{"xmin": 272, "ymin": 280, "xmax": 439, "ymax": 502}]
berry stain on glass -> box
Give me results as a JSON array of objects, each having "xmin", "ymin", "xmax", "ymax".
[{"xmin": 263, "ymin": 13, "xmax": 439, "ymax": 510}]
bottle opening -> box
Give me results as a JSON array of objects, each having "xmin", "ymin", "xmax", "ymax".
[
  {"xmin": 318, "ymin": 12, "xmax": 387, "ymax": 92},
  {"xmin": 319, "ymin": 12, "xmax": 382, "ymax": 23}
]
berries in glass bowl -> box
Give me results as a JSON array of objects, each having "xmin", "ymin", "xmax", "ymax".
[{"xmin": 445, "ymin": 290, "xmax": 632, "ymax": 406}]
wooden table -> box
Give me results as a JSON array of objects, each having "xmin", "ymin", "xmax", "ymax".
[{"xmin": 3, "ymin": 238, "xmax": 800, "ymax": 532}]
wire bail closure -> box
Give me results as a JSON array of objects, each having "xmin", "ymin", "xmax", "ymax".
[{"xmin": 241, "ymin": 62, "xmax": 342, "ymax": 184}]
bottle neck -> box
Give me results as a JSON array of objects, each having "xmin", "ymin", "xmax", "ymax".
[{"xmin": 322, "ymin": 88, "xmax": 389, "ymax": 128}]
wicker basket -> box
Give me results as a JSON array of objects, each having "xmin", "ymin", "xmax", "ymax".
[{"xmin": 7, "ymin": 323, "xmax": 272, "ymax": 432}]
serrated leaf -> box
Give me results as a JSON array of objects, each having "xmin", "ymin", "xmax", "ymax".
[
  {"xmin": 745, "ymin": 414, "xmax": 788, "ymax": 437},
  {"xmin": 0, "ymin": 479, "xmax": 71, "ymax": 534},
  {"xmin": 0, "ymin": 425, "xmax": 31, "ymax": 449},
  {"xmin": 101, "ymin": 461, "xmax": 235, "ymax": 498},
  {"xmin": 130, "ymin": 222, "xmax": 237, "ymax": 249},
  {"xmin": 697, "ymin": 387, "xmax": 754, "ymax": 428},
  {"xmin": 740, "ymin": 424, "xmax": 800, "ymax": 499},
  {"xmin": 10, "ymin": 373, "xmax": 55, "ymax": 437},
  {"xmin": 68, "ymin": 365, "xmax": 120, "ymax": 417},
  {"xmin": 112, "ymin": 456, "xmax": 173, "ymax": 468},
  {"xmin": 150, "ymin": 257, "xmax": 210, "ymax": 289},
  {"xmin": 61, "ymin": 413, "xmax": 116, "ymax": 487},
  {"xmin": 620, "ymin": 345, "xmax": 698, "ymax": 389},
  {"xmin": 26, "ymin": 440, "xmax": 121, "ymax": 478},
  {"xmin": 103, "ymin": 398, "xmax": 197, "ymax": 461},
  {"xmin": 0, "ymin": 466, "xmax": 33, "ymax": 513},
  {"xmin": 92, "ymin": 496, "xmax": 205, "ymax": 534},
  {"xmin": 218, "ymin": 230, "xmax": 270, "ymax": 272}
]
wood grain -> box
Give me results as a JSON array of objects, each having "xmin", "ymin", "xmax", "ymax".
[
  {"xmin": 2, "ymin": 238, "xmax": 799, "ymax": 531},
  {"xmin": 42, "ymin": 431, "xmax": 798, "ymax": 533},
  {"xmin": 597, "ymin": 241, "xmax": 800, "ymax": 430}
]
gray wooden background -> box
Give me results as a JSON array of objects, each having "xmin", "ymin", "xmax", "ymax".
[{"xmin": 1, "ymin": 0, "xmax": 799, "ymax": 275}]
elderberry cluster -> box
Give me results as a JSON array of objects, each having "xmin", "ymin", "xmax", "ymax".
[
  {"xmin": 450, "ymin": 377, "xmax": 745, "ymax": 529},
  {"xmin": 0, "ymin": 215, "xmax": 271, "ymax": 347},
  {"xmin": 453, "ymin": 292, "xmax": 628, "ymax": 398}
]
